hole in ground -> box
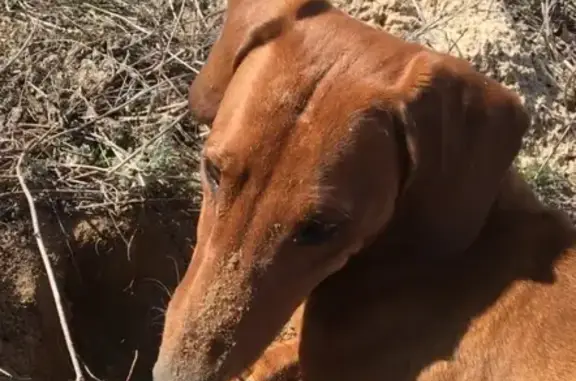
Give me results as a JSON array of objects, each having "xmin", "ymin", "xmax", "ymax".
[{"xmin": 62, "ymin": 203, "xmax": 198, "ymax": 381}]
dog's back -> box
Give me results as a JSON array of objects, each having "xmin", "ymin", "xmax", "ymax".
[{"xmin": 423, "ymin": 171, "xmax": 576, "ymax": 381}]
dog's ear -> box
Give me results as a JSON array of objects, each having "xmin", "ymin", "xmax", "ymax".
[
  {"xmin": 389, "ymin": 51, "xmax": 530, "ymax": 254},
  {"xmin": 189, "ymin": 0, "xmax": 332, "ymax": 124}
]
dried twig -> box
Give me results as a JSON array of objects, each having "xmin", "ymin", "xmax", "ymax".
[
  {"xmin": 534, "ymin": 120, "xmax": 575, "ymax": 180},
  {"xmin": 0, "ymin": 366, "xmax": 31, "ymax": 381},
  {"xmin": 125, "ymin": 350, "xmax": 139, "ymax": 381},
  {"xmin": 0, "ymin": 20, "xmax": 37, "ymax": 75},
  {"xmin": 106, "ymin": 110, "xmax": 188, "ymax": 176},
  {"xmin": 83, "ymin": 3, "xmax": 152, "ymax": 35},
  {"xmin": 16, "ymin": 146, "xmax": 86, "ymax": 381}
]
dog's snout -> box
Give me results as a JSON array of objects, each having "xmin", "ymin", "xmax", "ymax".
[
  {"xmin": 153, "ymin": 360, "xmax": 187, "ymax": 381},
  {"xmin": 152, "ymin": 360, "xmax": 171, "ymax": 381}
]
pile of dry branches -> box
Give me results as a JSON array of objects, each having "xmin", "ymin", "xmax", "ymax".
[
  {"xmin": 505, "ymin": 0, "xmax": 576, "ymax": 218},
  {"xmin": 0, "ymin": 0, "xmax": 224, "ymax": 220},
  {"xmin": 1, "ymin": 0, "xmax": 574, "ymax": 222}
]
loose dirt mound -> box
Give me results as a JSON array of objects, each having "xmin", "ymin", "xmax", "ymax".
[{"xmin": 0, "ymin": 0, "xmax": 574, "ymax": 380}]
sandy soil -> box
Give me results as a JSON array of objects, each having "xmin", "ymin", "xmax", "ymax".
[{"xmin": 0, "ymin": 0, "xmax": 574, "ymax": 380}]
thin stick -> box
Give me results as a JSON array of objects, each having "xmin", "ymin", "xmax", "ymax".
[
  {"xmin": 534, "ymin": 120, "xmax": 575, "ymax": 180},
  {"xmin": 0, "ymin": 366, "xmax": 31, "ymax": 380},
  {"xmin": 106, "ymin": 111, "xmax": 187, "ymax": 176},
  {"xmin": 0, "ymin": 21, "xmax": 37, "ymax": 75},
  {"xmin": 0, "ymin": 367, "xmax": 14, "ymax": 378},
  {"xmin": 125, "ymin": 350, "xmax": 139, "ymax": 381},
  {"xmin": 16, "ymin": 151, "xmax": 86, "ymax": 381},
  {"xmin": 83, "ymin": 3, "xmax": 152, "ymax": 35}
]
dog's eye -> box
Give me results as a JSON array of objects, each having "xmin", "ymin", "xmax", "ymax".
[
  {"xmin": 292, "ymin": 218, "xmax": 339, "ymax": 246},
  {"xmin": 203, "ymin": 158, "xmax": 221, "ymax": 193}
]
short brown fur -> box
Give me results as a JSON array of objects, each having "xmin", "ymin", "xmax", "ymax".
[{"xmin": 154, "ymin": 1, "xmax": 576, "ymax": 381}]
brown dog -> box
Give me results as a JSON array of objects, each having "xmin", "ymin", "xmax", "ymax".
[{"xmin": 153, "ymin": 1, "xmax": 576, "ymax": 380}]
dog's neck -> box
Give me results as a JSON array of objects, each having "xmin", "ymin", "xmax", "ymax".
[
  {"xmin": 340, "ymin": 168, "xmax": 575, "ymax": 281},
  {"xmin": 302, "ymin": 169, "xmax": 576, "ymax": 381}
]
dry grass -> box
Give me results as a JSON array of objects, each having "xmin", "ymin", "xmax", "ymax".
[
  {"xmin": 499, "ymin": 0, "xmax": 575, "ymax": 215},
  {"xmin": 0, "ymin": 0, "xmax": 225, "ymax": 220},
  {"xmin": 0, "ymin": 0, "xmax": 574, "ymax": 222},
  {"xmin": 505, "ymin": 0, "xmax": 575, "ymax": 216}
]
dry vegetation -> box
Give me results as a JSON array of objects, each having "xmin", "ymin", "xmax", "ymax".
[{"xmin": 0, "ymin": 0, "xmax": 574, "ymax": 380}]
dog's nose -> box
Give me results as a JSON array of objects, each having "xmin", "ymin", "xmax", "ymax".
[{"xmin": 152, "ymin": 360, "xmax": 173, "ymax": 381}]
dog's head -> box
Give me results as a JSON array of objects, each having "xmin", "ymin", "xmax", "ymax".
[{"xmin": 153, "ymin": 1, "xmax": 529, "ymax": 380}]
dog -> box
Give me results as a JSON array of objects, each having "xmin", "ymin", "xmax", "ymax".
[{"xmin": 153, "ymin": 1, "xmax": 576, "ymax": 380}]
